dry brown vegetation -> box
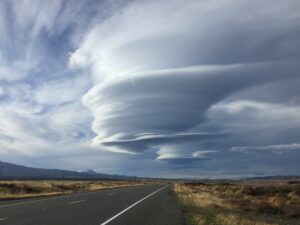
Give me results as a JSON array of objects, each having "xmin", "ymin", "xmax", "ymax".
[
  {"xmin": 173, "ymin": 180, "xmax": 300, "ymax": 225},
  {"xmin": 0, "ymin": 180, "xmax": 149, "ymax": 200}
]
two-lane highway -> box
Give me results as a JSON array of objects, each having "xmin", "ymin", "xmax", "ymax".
[{"xmin": 0, "ymin": 184, "xmax": 184, "ymax": 225}]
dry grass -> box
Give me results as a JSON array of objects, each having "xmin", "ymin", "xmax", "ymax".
[
  {"xmin": 0, "ymin": 180, "xmax": 149, "ymax": 200},
  {"xmin": 173, "ymin": 181, "xmax": 300, "ymax": 225}
]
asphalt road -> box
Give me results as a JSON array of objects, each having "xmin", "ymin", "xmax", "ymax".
[{"xmin": 0, "ymin": 183, "xmax": 184, "ymax": 225}]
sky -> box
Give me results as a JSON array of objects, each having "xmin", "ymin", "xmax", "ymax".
[{"xmin": 0, "ymin": 0, "xmax": 300, "ymax": 178}]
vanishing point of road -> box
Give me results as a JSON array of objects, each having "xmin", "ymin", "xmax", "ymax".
[{"xmin": 0, "ymin": 183, "xmax": 184, "ymax": 225}]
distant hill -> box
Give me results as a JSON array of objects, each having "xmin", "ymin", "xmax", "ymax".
[
  {"xmin": 243, "ymin": 175, "xmax": 300, "ymax": 181},
  {"xmin": 0, "ymin": 161, "xmax": 138, "ymax": 180}
]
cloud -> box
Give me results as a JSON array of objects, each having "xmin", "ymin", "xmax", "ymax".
[
  {"xmin": 33, "ymin": 76, "xmax": 90, "ymax": 105},
  {"xmin": 209, "ymin": 100, "xmax": 300, "ymax": 130},
  {"xmin": 70, "ymin": 0, "xmax": 300, "ymax": 77},
  {"xmin": 0, "ymin": 0, "xmax": 106, "ymax": 82},
  {"xmin": 82, "ymin": 62, "xmax": 299, "ymax": 153},
  {"xmin": 157, "ymin": 148, "xmax": 217, "ymax": 160},
  {"xmin": 154, "ymin": 145, "xmax": 218, "ymax": 170},
  {"xmin": 207, "ymin": 100, "xmax": 300, "ymax": 147},
  {"xmin": 0, "ymin": 86, "xmax": 4, "ymax": 96},
  {"xmin": 69, "ymin": 0, "xmax": 300, "ymax": 176},
  {"xmin": 231, "ymin": 143, "xmax": 300, "ymax": 153},
  {"xmin": 0, "ymin": 0, "xmax": 99, "ymax": 168},
  {"xmin": 192, "ymin": 150, "xmax": 218, "ymax": 158},
  {"xmin": 69, "ymin": 52, "xmax": 89, "ymax": 69},
  {"xmin": 99, "ymin": 132, "xmax": 228, "ymax": 154}
]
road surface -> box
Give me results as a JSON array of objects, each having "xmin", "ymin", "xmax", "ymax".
[{"xmin": 0, "ymin": 183, "xmax": 184, "ymax": 225}]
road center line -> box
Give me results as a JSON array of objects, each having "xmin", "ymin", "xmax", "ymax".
[
  {"xmin": 0, "ymin": 218, "xmax": 7, "ymax": 221},
  {"xmin": 100, "ymin": 185, "xmax": 169, "ymax": 225},
  {"xmin": 69, "ymin": 199, "xmax": 86, "ymax": 205}
]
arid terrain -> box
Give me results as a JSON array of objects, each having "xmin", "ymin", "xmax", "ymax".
[
  {"xmin": 0, "ymin": 180, "xmax": 149, "ymax": 200},
  {"xmin": 173, "ymin": 180, "xmax": 300, "ymax": 225}
]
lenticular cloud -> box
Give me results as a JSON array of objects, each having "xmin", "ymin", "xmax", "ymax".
[{"xmin": 70, "ymin": 0, "xmax": 300, "ymax": 157}]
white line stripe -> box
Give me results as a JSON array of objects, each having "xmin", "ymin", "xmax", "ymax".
[
  {"xmin": 0, "ymin": 194, "xmax": 77, "ymax": 208},
  {"xmin": 69, "ymin": 199, "xmax": 86, "ymax": 205},
  {"xmin": 0, "ymin": 188, "xmax": 120, "ymax": 208},
  {"xmin": 0, "ymin": 218, "xmax": 7, "ymax": 221},
  {"xmin": 0, "ymin": 185, "xmax": 148, "ymax": 208},
  {"xmin": 100, "ymin": 185, "xmax": 169, "ymax": 225},
  {"xmin": 108, "ymin": 193, "xmax": 116, "ymax": 196}
]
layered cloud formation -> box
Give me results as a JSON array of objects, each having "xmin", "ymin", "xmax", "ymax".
[
  {"xmin": 71, "ymin": 0, "xmax": 300, "ymax": 172},
  {"xmin": 0, "ymin": 0, "xmax": 300, "ymax": 177}
]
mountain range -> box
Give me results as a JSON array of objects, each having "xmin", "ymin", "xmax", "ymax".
[
  {"xmin": 0, "ymin": 161, "xmax": 138, "ymax": 180},
  {"xmin": 1, "ymin": 161, "xmax": 298, "ymax": 181}
]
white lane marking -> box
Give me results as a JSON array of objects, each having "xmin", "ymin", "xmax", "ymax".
[
  {"xmin": 0, "ymin": 218, "xmax": 7, "ymax": 221},
  {"xmin": 108, "ymin": 193, "xmax": 116, "ymax": 196},
  {"xmin": 0, "ymin": 194, "xmax": 75, "ymax": 208},
  {"xmin": 69, "ymin": 199, "xmax": 86, "ymax": 205},
  {"xmin": 0, "ymin": 185, "xmax": 148, "ymax": 208},
  {"xmin": 0, "ymin": 187, "xmax": 121, "ymax": 208},
  {"xmin": 100, "ymin": 185, "xmax": 169, "ymax": 225}
]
